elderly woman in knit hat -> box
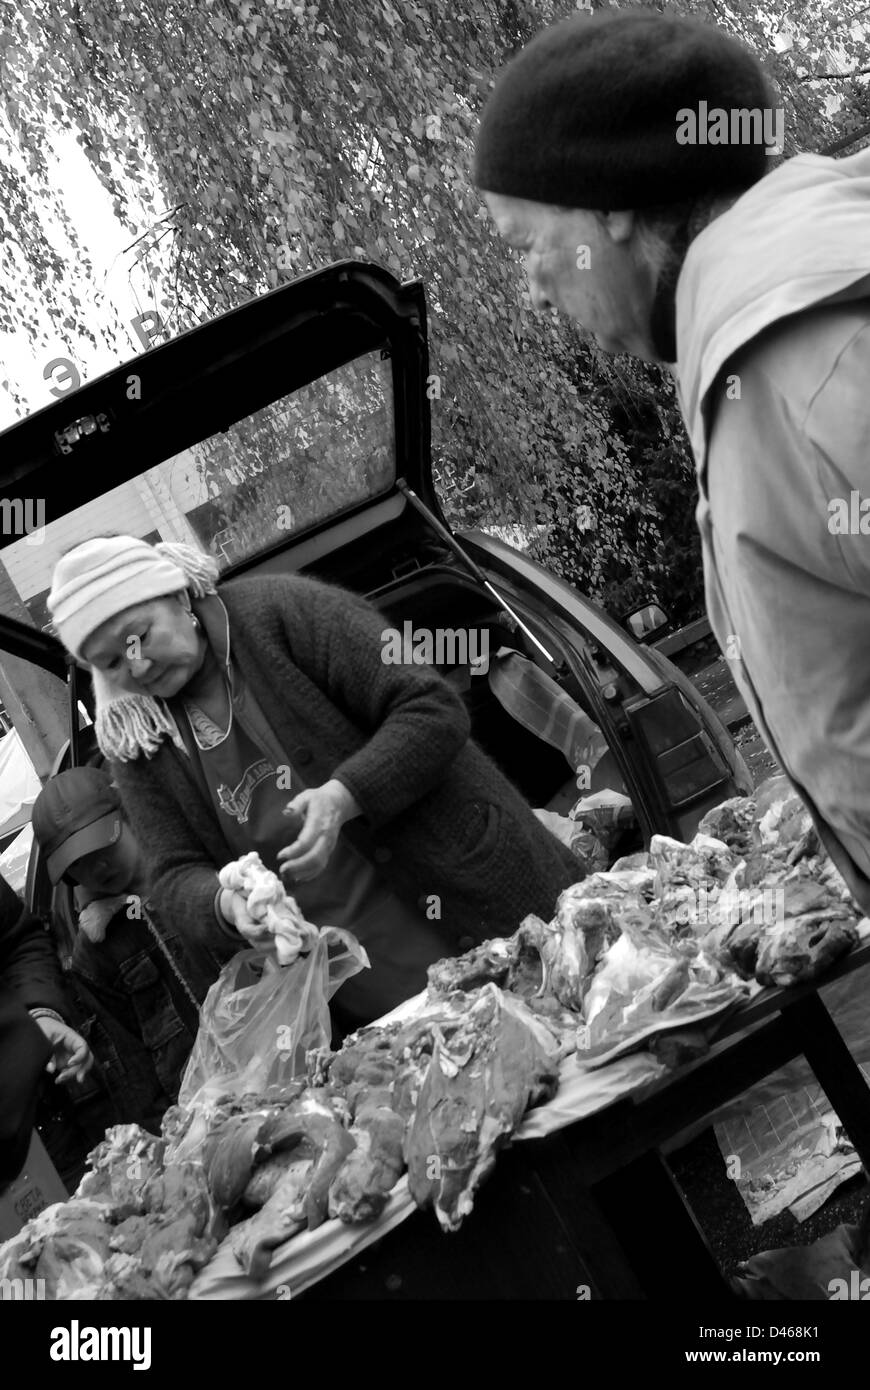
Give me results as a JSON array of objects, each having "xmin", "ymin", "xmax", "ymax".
[
  {"xmin": 474, "ymin": 8, "xmax": 870, "ymax": 917},
  {"xmin": 47, "ymin": 536, "xmax": 579, "ymax": 1027}
]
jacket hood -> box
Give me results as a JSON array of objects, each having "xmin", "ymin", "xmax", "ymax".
[{"xmin": 675, "ymin": 147, "xmax": 870, "ymax": 483}]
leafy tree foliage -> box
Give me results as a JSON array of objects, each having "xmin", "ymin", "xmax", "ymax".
[{"xmin": 0, "ymin": 0, "xmax": 867, "ymax": 622}]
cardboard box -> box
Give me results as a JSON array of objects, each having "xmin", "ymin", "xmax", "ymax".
[{"xmin": 0, "ymin": 1131, "xmax": 68, "ymax": 1242}]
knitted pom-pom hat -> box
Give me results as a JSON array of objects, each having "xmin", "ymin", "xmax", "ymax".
[
  {"xmin": 474, "ymin": 9, "xmax": 777, "ymax": 210},
  {"xmin": 49, "ymin": 534, "xmax": 219, "ymax": 661},
  {"xmin": 48, "ymin": 535, "xmax": 220, "ymax": 762}
]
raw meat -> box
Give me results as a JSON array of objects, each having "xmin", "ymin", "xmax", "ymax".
[
  {"xmin": 100, "ymin": 1165, "xmax": 219, "ymax": 1299},
  {"xmin": 650, "ymin": 832, "xmax": 735, "ymax": 932},
  {"xmin": 755, "ymin": 913, "xmax": 859, "ymax": 987},
  {"xmin": 205, "ymin": 1108, "xmax": 282, "ymax": 1209},
  {"xmin": 328, "ymin": 1103, "xmax": 406, "ymax": 1223},
  {"xmin": 322, "ymin": 1016, "xmax": 444, "ymax": 1223},
  {"xmin": 712, "ymin": 866, "xmax": 861, "ymax": 987},
  {"xmin": 405, "ymin": 984, "xmax": 560, "ymax": 1232},
  {"xmin": 241, "ymin": 1149, "xmax": 311, "ymax": 1209},
  {"xmin": 0, "ymin": 1200, "xmax": 112, "ymax": 1300},
  {"xmin": 208, "ymin": 1089, "xmax": 355, "ymax": 1277},
  {"xmin": 75, "ymin": 1125, "xmax": 166, "ymax": 1218},
  {"xmin": 698, "ymin": 797, "xmax": 760, "ymax": 858},
  {"xmin": 0, "ymin": 1125, "xmax": 221, "ymax": 1301},
  {"xmin": 561, "ymin": 867, "xmax": 656, "ymax": 905},
  {"xmin": 427, "ymin": 935, "xmax": 528, "ymax": 996},
  {"xmin": 229, "ymin": 1159, "xmax": 316, "ymax": 1279},
  {"xmin": 325, "ymin": 1042, "xmax": 406, "ymax": 1224}
]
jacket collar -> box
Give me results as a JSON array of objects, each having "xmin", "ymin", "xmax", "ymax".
[{"xmin": 675, "ymin": 148, "xmax": 870, "ymax": 491}]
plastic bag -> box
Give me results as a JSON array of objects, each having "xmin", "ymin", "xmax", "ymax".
[
  {"xmin": 583, "ymin": 928, "xmax": 676, "ymax": 1029},
  {"xmin": 570, "ymin": 790, "xmax": 636, "ymax": 866},
  {"xmin": 534, "ymin": 807, "xmax": 609, "ymax": 874},
  {"xmin": 176, "ymin": 927, "xmax": 368, "ymax": 1117}
]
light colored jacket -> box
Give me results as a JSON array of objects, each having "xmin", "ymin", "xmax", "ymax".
[{"xmin": 675, "ymin": 148, "xmax": 870, "ymax": 911}]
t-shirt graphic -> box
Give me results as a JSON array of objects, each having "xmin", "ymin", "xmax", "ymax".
[
  {"xmin": 216, "ymin": 758, "xmax": 274, "ymax": 824},
  {"xmin": 180, "ymin": 637, "xmax": 449, "ymax": 1023}
]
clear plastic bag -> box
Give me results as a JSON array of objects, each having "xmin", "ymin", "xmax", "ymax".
[{"xmin": 176, "ymin": 928, "xmax": 368, "ymax": 1117}]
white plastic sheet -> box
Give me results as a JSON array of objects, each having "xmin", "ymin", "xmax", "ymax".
[
  {"xmin": 0, "ymin": 821, "xmax": 33, "ymax": 894},
  {"xmin": 0, "ymin": 728, "xmax": 40, "ymax": 835},
  {"xmin": 713, "ymin": 919, "xmax": 870, "ymax": 1224}
]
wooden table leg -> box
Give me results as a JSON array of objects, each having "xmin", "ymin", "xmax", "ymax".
[
  {"xmin": 529, "ymin": 1135, "xmax": 647, "ymax": 1299},
  {"xmin": 590, "ymin": 1150, "xmax": 733, "ymax": 1300},
  {"xmin": 781, "ymin": 991, "xmax": 870, "ymax": 1171}
]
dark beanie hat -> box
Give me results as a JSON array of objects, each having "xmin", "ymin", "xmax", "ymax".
[{"xmin": 474, "ymin": 9, "xmax": 778, "ymax": 209}]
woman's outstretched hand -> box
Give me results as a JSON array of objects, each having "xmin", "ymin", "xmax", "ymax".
[{"xmin": 277, "ymin": 780, "xmax": 360, "ymax": 883}]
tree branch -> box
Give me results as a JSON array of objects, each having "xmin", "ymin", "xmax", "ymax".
[
  {"xmin": 819, "ymin": 116, "xmax": 870, "ymax": 154},
  {"xmin": 802, "ymin": 66, "xmax": 870, "ymax": 81}
]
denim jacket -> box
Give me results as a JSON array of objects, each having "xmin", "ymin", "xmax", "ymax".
[{"xmin": 65, "ymin": 901, "xmax": 223, "ymax": 1135}]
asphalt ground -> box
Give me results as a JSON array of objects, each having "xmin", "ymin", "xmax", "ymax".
[{"xmin": 668, "ymin": 652, "xmax": 869, "ymax": 1286}]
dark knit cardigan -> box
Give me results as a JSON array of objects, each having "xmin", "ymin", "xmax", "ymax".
[{"xmin": 110, "ymin": 573, "xmax": 579, "ymax": 955}]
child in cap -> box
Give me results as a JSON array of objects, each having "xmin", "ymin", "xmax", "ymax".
[{"xmin": 32, "ymin": 766, "xmax": 224, "ymax": 1133}]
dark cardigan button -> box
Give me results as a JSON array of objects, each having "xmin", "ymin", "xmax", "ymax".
[
  {"xmin": 294, "ymin": 748, "xmax": 313, "ymax": 765},
  {"xmin": 373, "ymin": 846, "xmax": 391, "ymax": 864},
  {"xmin": 457, "ymin": 935, "xmax": 475, "ymax": 952}
]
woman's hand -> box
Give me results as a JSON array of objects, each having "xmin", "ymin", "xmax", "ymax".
[
  {"xmin": 35, "ymin": 1017, "xmax": 94, "ymax": 1085},
  {"xmin": 218, "ymin": 888, "xmax": 276, "ymax": 949},
  {"xmin": 277, "ymin": 780, "xmax": 360, "ymax": 883}
]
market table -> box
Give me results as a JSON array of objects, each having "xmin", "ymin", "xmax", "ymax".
[
  {"xmin": 308, "ymin": 939, "xmax": 870, "ymax": 1301},
  {"xmin": 190, "ymin": 937, "xmax": 870, "ymax": 1301}
]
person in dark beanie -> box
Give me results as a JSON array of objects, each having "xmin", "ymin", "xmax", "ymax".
[{"xmin": 474, "ymin": 7, "xmax": 870, "ymax": 915}]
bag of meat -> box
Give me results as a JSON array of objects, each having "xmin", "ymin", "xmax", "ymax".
[{"xmin": 175, "ymin": 926, "xmax": 369, "ymax": 1126}]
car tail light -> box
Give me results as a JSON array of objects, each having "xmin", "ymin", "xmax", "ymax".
[{"xmin": 628, "ymin": 689, "xmax": 731, "ymax": 808}]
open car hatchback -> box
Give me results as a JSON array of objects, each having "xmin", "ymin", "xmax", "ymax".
[{"xmin": 0, "ymin": 259, "xmax": 751, "ymax": 929}]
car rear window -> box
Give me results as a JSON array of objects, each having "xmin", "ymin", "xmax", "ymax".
[{"xmin": 0, "ymin": 349, "xmax": 395, "ymax": 634}]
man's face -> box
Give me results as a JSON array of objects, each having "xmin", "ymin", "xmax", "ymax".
[
  {"xmin": 81, "ymin": 594, "xmax": 205, "ymax": 699},
  {"xmin": 67, "ymin": 824, "xmax": 141, "ymax": 896},
  {"xmin": 483, "ymin": 192, "xmax": 660, "ymax": 361}
]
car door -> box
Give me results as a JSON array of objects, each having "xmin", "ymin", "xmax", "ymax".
[{"xmin": 459, "ymin": 532, "xmax": 752, "ymax": 843}]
